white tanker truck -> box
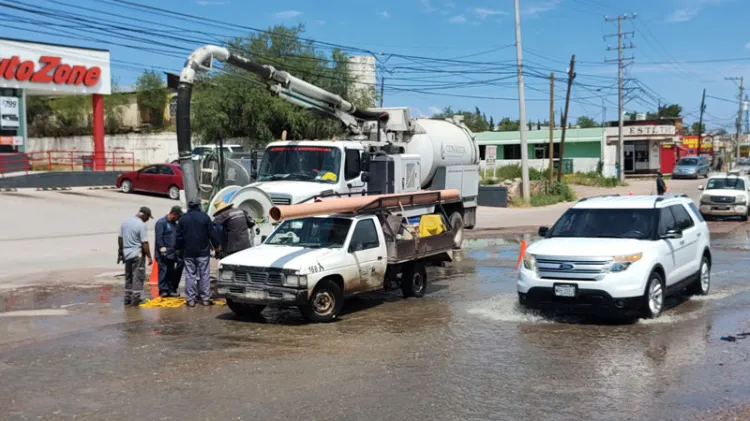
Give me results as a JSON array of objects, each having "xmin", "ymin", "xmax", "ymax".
[{"xmin": 175, "ymin": 46, "xmax": 479, "ymax": 248}]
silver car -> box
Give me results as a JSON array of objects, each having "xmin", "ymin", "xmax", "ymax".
[{"xmin": 673, "ymin": 156, "xmax": 710, "ymax": 179}]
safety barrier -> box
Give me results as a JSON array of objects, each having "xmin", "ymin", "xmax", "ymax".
[
  {"xmin": 25, "ymin": 150, "xmax": 135, "ymax": 172},
  {"xmin": 0, "ymin": 153, "xmax": 30, "ymax": 176}
]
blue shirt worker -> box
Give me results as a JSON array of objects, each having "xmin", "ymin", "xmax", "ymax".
[
  {"xmin": 118, "ymin": 206, "xmax": 154, "ymax": 306},
  {"xmin": 155, "ymin": 205, "xmax": 184, "ymax": 298},
  {"xmin": 176, "ymin": 198, "xmax": 220, "ymax": 307}
]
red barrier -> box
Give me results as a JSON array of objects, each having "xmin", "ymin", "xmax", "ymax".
[
  {"xmin": 0, "ymin": 153, "xmax": 30, "ymax": 176},
  {"xmin": 24, "ymin": 150, "xmax": 135, "ymax": 172}
]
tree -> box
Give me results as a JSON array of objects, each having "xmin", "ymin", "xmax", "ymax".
[
  {"xmin": 690, "ymin": 122, "xmax": 706, "ymax": 135},
  {"xmin": 191, "ymin": 25, "xmax": 371, "ymax": 144},
  {"xmin": 431, "ymin": 106, "xmax": 490, "ymax": 132},
  {"xmin": 646, "ymin": 104, "xmax": 682, "ymax": 120},
  {"xmin": 136, "ymin": 70, "xmax": 169, "ymax": 128},
  {"xmin": 497, "ymin": 117, "xmax": 520, "ymax": 132},
  {"xmin": 576, "ymin": 116, "xmax": 599, "ymax": 128},
  {"xmin": 489, "ymin": 116, "xmax": 495, "ymax": 131}
]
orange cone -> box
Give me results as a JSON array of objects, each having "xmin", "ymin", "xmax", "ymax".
[
  {"xmin": 629, "ymin": 191, "xmax": 633, "ymax": 196},
  {"xmin": 148, "ymin": 259, "xmax": 159, "ymax": 286},
  {"xmin": 516, "ymin": 239, "xmax": 527, "ymax": 272}
]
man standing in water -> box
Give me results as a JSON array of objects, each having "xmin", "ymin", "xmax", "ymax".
[
  {"xmin": 118, "ymin": 206, "xmax": 154, "ymax": 306},
  {"xmin": 155, "ymin": 205, "xmax": 184, "ymax": 297},
  {"xmin": 176, "ymin": 198, "xmax": 220, "ymax": 307}
]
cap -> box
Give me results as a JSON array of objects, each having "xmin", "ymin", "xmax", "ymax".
[
  {"xmin": 139, "ymin": 206, "xmax": 153, "ymax": 219},
  {"xmin": 188, "ymin": 197, "xmax": 202, "ymax": 208},
  {"xmin": 169, "ymin": 205, "xmax": 184, "ymax": 216}
]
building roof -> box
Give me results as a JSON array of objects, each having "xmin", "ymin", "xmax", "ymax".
[{"xmin": 475, "ymin": 127, "xmax": 604, "ymax": 145}]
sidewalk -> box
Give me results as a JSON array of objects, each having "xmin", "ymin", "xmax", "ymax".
[{"xmin": 474, "ymin": 178, "xmax": 704, "ymax": 231}]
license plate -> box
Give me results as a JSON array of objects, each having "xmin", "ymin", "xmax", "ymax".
[
  {"xmin": 554, "ymin": 284, "xmax": 577, "ymax": 297},
  {"xmin": 714, "ymin": 206, "xmax": 730, "ymax": 211},
  {"xmin": 246, "ymin": 290, "xmax": 265, "ymax": 300}
]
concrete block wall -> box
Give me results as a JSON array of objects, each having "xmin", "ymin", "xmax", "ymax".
[{"xmin": 27, "ymin": 133, "xmax": 179, "ymax": 166}]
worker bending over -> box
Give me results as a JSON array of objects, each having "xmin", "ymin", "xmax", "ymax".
[{"xmin": 212, "ymin": 197, "xmax": 255, "ymax": 258}]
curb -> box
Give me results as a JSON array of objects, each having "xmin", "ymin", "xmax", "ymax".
[
  {"xmin": 0, "ymin": 188, "xmax": 18, "ymax": 192},
  {"xmin": 87, "ymin": 186, "xmax": 118, "ymax": 190},
  {"xmin": 35, "ymin": 187, "xmax": 72, "ymax": 191}
]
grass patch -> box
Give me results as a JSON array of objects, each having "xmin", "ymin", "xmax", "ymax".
[
  {"xmin": 510, "ymin": 180, "xmax": 577, "ymax": 207},
  {"xmin": 564, "ymin": 171, "xmax": 624, "ymax": 187}
]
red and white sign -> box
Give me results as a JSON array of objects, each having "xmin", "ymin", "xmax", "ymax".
[
  {"xmin": 0, "ymin": 39, "xmax": 110, "ymax": 95},
  {"xmin": 0, "ymin": 136, "xmax": 23, "ymax": 146}
]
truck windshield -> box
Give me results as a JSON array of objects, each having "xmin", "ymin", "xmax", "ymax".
[
  {"xmin": 266, "ymin": 217, "xmax": 352, "ymax": 248},
  {"xmin": 258, "ymin": 146, "xmax": 341, "ymax": 183},
  {"xmin": 706, "ymin": 177, "xmax": 745, "ymax": 190},
  {"xmin": 549, "ymin": 208, "xmax": 656, "ymax": 240}
]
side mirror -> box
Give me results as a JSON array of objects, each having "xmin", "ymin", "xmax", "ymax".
[
  {"xmin": 698, "ymin": 185, "xmax": 704, "ymax": 190},
  {"xmin": 538, "ymin": 226, "xmax": 549, "ymax": 237},
  {"xmin": 361, "ymin": 152, "xmax": 371, "ymax": 172},
  {"xmin": 662, "ymin": 229, "xmax": 683, "ymax": 239},
  {"xmin": 361, "ymin": 172, "xmax": 369, "ymax": 182}
]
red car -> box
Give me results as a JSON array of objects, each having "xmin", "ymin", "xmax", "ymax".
[{"xmin": 117, "ymin": 164, "xmax": 183, "ymax": 200}]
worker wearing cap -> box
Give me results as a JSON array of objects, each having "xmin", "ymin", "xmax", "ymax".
[
  {"xmin": 176, "ymin": 198, "xmax": 220, "ymax": 307},
  {"xmin": 155, "ymin": 205, "xmax": 184, "ymax": 298},
  {"xmin": 118, "ymin": 206, "xmax": 154, "ymax": 306},
  {"xmin": 212, "ymin": 197, "xmax": 254, "ymax": 258}
]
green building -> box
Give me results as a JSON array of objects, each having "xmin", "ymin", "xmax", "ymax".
[{"xmin": 475, "ymin": 127, "xmax": 605, "ymax": 174}]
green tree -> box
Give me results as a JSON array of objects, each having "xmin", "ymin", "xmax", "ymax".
[
  {"xmin": 576, "ymin": 116, "xmax": 599, "ymax": 128},
  {"xmin": 690, "ymin": 121, "xmax": 706, "ymax": 135},
  {"xmin": 191, "ymin": 25, "xmax": 371, "ymax": 144},
  {"xmin": 136, "ymin": 70, "xmax": 169, "ymax": 129},
  {"xmin": 646, "ymin": 104, "xmax": 682, "ymax": 120},
  {"xmin": 488, "ymin": 116, "xmax": 495, "ymax": 131},
  {"xmin": 497, "ymin": 117, "xmax": 520, "ymax": 131},
  {"xmin": 431, "ymin": 106, "xmax": 490, "ymax": 132}
]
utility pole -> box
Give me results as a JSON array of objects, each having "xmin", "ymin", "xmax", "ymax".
[
  {"xmin": 696, "ymin": 89, "xmax": 706, "ymax": 156},
  {"xmin": 379, "ymin": 76, "xmax": 385, "ymax": 107},
  {"xmin": 558, "ymin": 55, "xmax": 576, "ymax": 182},
  {"xmin": 514, "ymin": 0, "xmax": 530, "ymax": 200},
  {"xmin": 605, "ymin": 13, "xmax": 636, "ymax": 183},
  {"xmin": 744, "ymin": 94, "xmax": 749, "ymax": 134},
  {"xmin": 601, "ymin": 98, "xmax": 606, "ymax": 127},
  {"xmin": 726, "ymin": 76, "xmax": 744, "ymax": 165},
  {"xmin": 548, "ymin": 72, "xmax": 555, "ymax": 184}
]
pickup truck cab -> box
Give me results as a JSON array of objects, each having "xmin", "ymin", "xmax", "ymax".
[
  {"xmin": 698, "ymin": 171, "xmax": 750, "ymax": 220},
  {"xmin": 217, "ymin": 208, "xmax": 454, "ymax": 322}
]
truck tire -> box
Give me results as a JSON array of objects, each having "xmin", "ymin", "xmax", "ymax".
[
  {"xmin": 300, "ymin": 279, "xmax": 344, "ymax": 323},
  {"xmin": 449, "ymin": 211, "xmax": 464, "ymax": 249},
  {"xmin": 402, "ymin": 262, "xmax": 427, "ymax": 298},
  {"xmin": 226, "ymin": 299, "xmax": 265, "ymax": 318}
]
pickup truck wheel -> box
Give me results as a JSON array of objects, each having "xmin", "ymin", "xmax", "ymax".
[
  {"xmin": 402, "ymin": 262, "xmax": 427, "ymax": 298},
  {"xmin": 642, "ymin": 272, "xmax": 665, "ymax": 319},
  {"xmin": 226, "ymin": 299, "xmax": 265, "ymax": 318},
  {"xmin": 449, "ymin": 212, "xmax": 464, "ymax": 249},
  {"xmin": 687, "ymin": 256, "xmax": 711, "ymax": 296},
  {"xmin": 300, "ymin": 279, "xmax": 343, "ymax": 323}
]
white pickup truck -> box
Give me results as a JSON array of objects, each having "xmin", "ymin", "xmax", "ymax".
[{"xmin": 217, "ymin": 194, "xmax": 456, "ymax": 322}]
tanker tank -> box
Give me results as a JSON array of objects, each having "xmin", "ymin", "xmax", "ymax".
[{"xmin": 405, "ymin": 118, "xmax": 479, "ymax": 188}]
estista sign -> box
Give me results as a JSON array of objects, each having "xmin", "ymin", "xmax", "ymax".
[{"xmin": 0, "ymin": 39, "xmax": 110, "ymax": 95}]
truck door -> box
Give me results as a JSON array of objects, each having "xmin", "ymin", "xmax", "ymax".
[
  {"xmin": 343, "ymin": 148, "xmax": 366, "ymax": 195},
  {"xmin": 348, "ymin": 217, "xmax": 387, "ymax": 292}
]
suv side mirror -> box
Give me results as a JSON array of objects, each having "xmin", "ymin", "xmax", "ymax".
[
  {"xmin": 661, "ymin": 229, "xmax": 683, "ymax": 239},
  {"xmin": 538, "ymin": 226, "xmax": 549, "ymax": 237},
  {"xmin": 698, "ymin": 185, "xmax": 704, "ymax": 190}
]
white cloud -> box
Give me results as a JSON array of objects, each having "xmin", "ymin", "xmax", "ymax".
[
  {"xmin": 312, "ymin": 19, "xmax": 325, "ymax": 25},
  {"xmin": 379, "ymin": 10, "xmax": 390, "ymax": 18},
  {"xmin": 428, "ymin": 106, "xmax": 442, "ymax": 115},
  {"xmin": 474, "ymin": 8, "xmax": 506, "ymax": 20},
  {"xmin": 419, "ymin": 0, "xmax": 436, "ymax": 13},
  {"xmin": 449, "ymin": 15, "xmax": 466, "ymax": 23},
  {"xmin": 196, "ymin": 0, "xmax": 230, "ymax": 5},
  {"xmin": 522, "ymin": 0, "xmax": 560, "ymax": 16},
  {"xmin": 273, "ymin": 10, "xmax": 302, "ymax": 19},
  {"xmin": 746, "ymin": 42, "xmax": 750, "ymax": 49},
  {"xmin": 667, "ymin": 8, "xmax": 700, "ymax": 22}
]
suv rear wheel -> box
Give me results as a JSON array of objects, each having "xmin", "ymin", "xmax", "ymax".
[{"xmin": 643, "ymin": 271, "xmax": 665, "ymax": 319}]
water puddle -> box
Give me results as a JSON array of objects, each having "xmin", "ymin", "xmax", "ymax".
[{"xmin": 0, "ymin": 285, "xmax": 117, "ymax": 313}]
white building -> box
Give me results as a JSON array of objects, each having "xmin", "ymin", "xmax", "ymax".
[{"xmin": 602, "ymin": 124, "xmax": 679, "ymax": 177}]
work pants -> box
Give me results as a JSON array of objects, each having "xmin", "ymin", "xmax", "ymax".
[
  {"xmin": 124, "ymin": 255, "xmax": 145, "ymax": 301},
  {"xmin": 184, "ymin": 256, "xmax": 211, "ymax": 303},
  {"xmin": 157, "ymin": 256, "xmax": 183, "ymax": 295}
]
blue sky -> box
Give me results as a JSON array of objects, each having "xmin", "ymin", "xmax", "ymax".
[{"xmin": 2, "ymin": 0, "xmax": 749, "ymax": 131}]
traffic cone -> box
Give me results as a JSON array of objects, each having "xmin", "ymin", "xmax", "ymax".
[
  {"xmin": 516, "ymin": 239, "xmax": 527, "ymax": 272},
  {"xmin": 148, "ymin": 259, "xmax": 159, "ymax": 286},
  {"xmin": 629, "ymin": 191, "xmax": 633, "ymax": 196}
]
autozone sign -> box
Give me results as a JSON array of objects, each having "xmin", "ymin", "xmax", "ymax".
[
  {"xmin": 0, "ymin": 56, "xmax": 101, "ymax": 87},
  {"xmin": 0, "ymin": 39, "xmax": 111, "ymax": 95}
]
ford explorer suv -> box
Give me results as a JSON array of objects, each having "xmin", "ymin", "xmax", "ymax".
[
  {"xmin": 518, "ymin": 194, "xmax": 711, "ymax": 319},
  {"xmin": 698, "ymin": 172, "xmax": 750, "ymax": 221}
]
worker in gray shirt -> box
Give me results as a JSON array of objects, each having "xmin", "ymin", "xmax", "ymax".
[{"xmin": 118, "ymin": 206, "xmax": 154, "ymax": 306}]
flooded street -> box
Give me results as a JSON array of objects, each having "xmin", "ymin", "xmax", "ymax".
[{"xmin": 2, "ymin": 232, "xmax": 750, "ymax": 421}]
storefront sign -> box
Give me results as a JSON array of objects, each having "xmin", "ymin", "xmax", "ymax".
[
  {"xmin": 0, "ymin": 96, "xmax": 20, "ymax": 129},
  {"xmin": 625, "ymin": 125, "xmax": 676, "ymax": 136},
  {"xmin": 0, "ymin": 39, "xmax": 110, "ymax": 95},
  {"xmin": 682, "ymin": 135, "xmax": 712, "ymax": 149},
  {"xmin": 0, "ymin": 136, "xmax": 23, "ymax": 146}
]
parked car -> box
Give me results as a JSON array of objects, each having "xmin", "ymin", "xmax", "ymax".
[
  {"xmin": 698, "ymin": 171, "xmax": 750, "ymax": 220},
  {"xmin": 117, "ymin": 164, "xmax": 183, "ymax": 200},
  {"xmin": 672, "ymin": 155, "xmax": 710, "ymax": 179},
  {"xmin": 518, "ymin": 194, "xmax": 711, "ymax": 319}
]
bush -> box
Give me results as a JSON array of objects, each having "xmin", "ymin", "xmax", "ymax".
[
  {"xmin": 510, "ymin": 180, "xmax": 577, "ymax": 207},
  {"xmin": 489, "ymin": 164, "xmax": 544, "ymax": 181},
  {"xmin": 565, "ymin": 171, "xmax": 621, "ymax": 187}
]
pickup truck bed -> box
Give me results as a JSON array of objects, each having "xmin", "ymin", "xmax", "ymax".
[{"xmin": 381, "ymin": 214, "xmax": 454, "ymax": 264}]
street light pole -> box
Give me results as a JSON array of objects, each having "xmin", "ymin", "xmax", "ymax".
[{"xmin": 513, "ymin": 0, "xmax": 530, "ymax": 200}]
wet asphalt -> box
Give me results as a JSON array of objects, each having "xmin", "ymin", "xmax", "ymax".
[{"xmin": 2, "ymin": 227, "xmax": 750, "ymax": 421}]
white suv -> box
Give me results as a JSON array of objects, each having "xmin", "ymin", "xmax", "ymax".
[
  {"xmin": 698, "ymin": 172, "xmax": 750, "ymax": 221},
  {"xmin": 517, "ymin": 194, "xmax": 711, "ymax": 319}
]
